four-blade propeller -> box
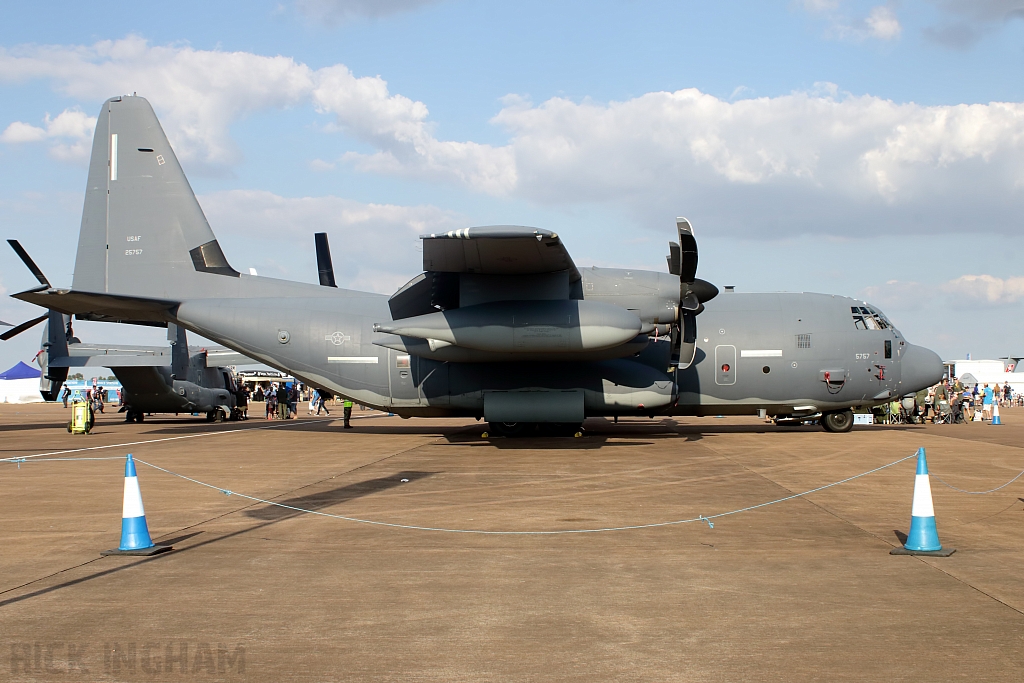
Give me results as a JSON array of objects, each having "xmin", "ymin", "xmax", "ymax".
[{"xmin": 666, "ymin": 218, "xmax": 718, "ymax": 369}]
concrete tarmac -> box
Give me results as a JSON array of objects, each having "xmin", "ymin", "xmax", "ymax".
[{"xmin": 1, "ymin": 403, "xmax": 1023, "ymax": 681}]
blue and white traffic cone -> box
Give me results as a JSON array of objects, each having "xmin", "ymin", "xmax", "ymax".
[
  {"xmin": 102, "ymin": 454, "xmax": 172, "ymax": 556},
  {"xmin": 891, "ymin": 448, "xmax": 954, "ymax": 556},
  {"xmin": 992, "ymin": 402, "xmax": 1002, "ymax": 425}
]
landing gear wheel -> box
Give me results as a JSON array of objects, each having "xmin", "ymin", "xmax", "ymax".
[
  {"xmin": 66, "ymin": 421, "xmax": 72, "ymax": 433},
  {"xmin": 821, "ymin": 409, "xmax": 854, "ymax": 433},
  {"xmin": 206, "ymin": 411, "xmax": 216, "ymax": 422},
  {"xmin": 135, "ymin": 411, "xmax": 144, "ymax": 423}
]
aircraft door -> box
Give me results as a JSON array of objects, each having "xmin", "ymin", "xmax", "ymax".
[
  {"xmin": 715, "ymin": 345, "xmax": 736, "ymax": 385},
  {"xmin": 389, "ymin": 349, "xmax": 421, "ymax": 406}
]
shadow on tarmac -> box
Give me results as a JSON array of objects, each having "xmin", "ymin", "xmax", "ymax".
[
  {"xmin": 0, "ymin": 470, "xmax": 437, "ymax": 608},
  {"xmin": 244, "ymin": 471, "xmax": 436, "ymax": 520}
]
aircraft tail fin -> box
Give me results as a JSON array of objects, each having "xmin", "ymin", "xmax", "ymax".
[
  {"xmin": 72, "ymin": 96, "xmax": 238, "ymax": 300},
  {"xmin": 37, "ymin": 310, "xmax": 70, "ymax": 401}
]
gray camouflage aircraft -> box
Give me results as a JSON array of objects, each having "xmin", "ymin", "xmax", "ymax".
[
  {"xmin": 6, "ymin": 95, "xmax": 942, "ymax": 434},
  {"xmin": 2, "ymin": 302, "xmax": 249, "ymax": 422}
]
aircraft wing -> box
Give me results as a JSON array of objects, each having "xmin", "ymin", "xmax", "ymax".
[
  {"xmin": 421, "ymin": 226, "xmax": 580, "ymax": 281},
  {"xmin": 50, "ymin": 342, "xmax": 173, "ymax": 368},
  {"xmin": 48, "ymin": 343, "xmax": 255, "ymax": 368},
  {"xmin": 205, "ymin": 348, "xmax": 257, "ymax": 367}
]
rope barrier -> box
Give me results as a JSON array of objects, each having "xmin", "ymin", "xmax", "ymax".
[
  {"xmin": 126, "ymin": 451, "xmax": 921, "ymax": 535},
  {"xmin": 931, "ymin": 468, "xmax": 1024, "ymax": 495},
  {"xmin": 15, "ymin": 448, "xmax": 1020, "ymax": 533},
  {"xmin": 0, "ymin": 416, "xmax": 338, "ymax": 464}
]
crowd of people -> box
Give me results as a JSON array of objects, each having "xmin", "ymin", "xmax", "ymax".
[
  {"xmin": 244, "ymin": 382, "xmax": 355, "ymax": 428},
  {"xmin": 894, "ymin": 379, "xmax": 1020, "ymax": 424}
]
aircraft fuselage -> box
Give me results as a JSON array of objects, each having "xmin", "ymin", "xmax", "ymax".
[{"xmin": 173, "ymin": 267, "xmax": 938, "ymax": 420}]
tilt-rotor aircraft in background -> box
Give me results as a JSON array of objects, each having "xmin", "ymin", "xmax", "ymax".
[{"xmin": 6, "ymin": 96, "xmax": 942, "ymax": 435}]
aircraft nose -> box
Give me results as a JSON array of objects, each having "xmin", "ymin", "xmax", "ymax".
[{"xmin": 900, "ymin": 343, "xmax": 943, "ymax": 394}]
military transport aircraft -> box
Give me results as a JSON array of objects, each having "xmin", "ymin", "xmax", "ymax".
[
  {"xmin": 5, "ymin": 95, "xmax": 942, "ymax": 434},
  {"xmin": 2, "ymin": 305, "xmax": 250, "ymax": 422}
]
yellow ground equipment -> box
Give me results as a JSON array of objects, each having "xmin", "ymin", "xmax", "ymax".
[{"xmin": 67, "ymin": 401, "xmax": 93, "ymax": 434}]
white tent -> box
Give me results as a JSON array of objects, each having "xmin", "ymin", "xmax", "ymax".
[{"xmin": 0, "ymin": 361, "xmax": 43, "ymax": 404}]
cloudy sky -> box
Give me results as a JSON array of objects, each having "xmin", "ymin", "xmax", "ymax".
[{"xmin": 2, "ymin": 0, "xmax": 1023, "ymax": 370}]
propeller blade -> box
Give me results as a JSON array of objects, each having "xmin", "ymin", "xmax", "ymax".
[
  {"xmin": 7, "ymin": 240, "xmax": 50, "ymax": 287},
  {"xmin": 0, "ymin": 313, "xmax": 48, "ymax": 341},
  {"xmin": 666, "ymin": 241, "xmax": 681, "ymax": 276},
  {"xmin": 314, "ymin": 232, "xmax": 337, "ymax": 288},
  {"xmin": 676, "ymin": 218, "xmax": 698, "ymax": 283},
  {"xmin": 675, "ymin": 312, "xmax": 698, "ymax": 368},
  {"xmin": 0, "ymin": 319, "xmax": 13, "ymax": 327},
  {"xmin": 680, "ymin": 290, "xmax": 700, "ymax": 312}
]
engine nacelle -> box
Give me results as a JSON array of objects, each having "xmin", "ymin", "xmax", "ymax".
[{"xmin": 374, "ymin": 300, "xmax": 641, "ymax": 355}]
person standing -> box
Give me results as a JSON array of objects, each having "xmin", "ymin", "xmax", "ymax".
[
  {"xmin": 308, "ymin": 388, "xmax": 317, "ymax": 415},
  {"xmin": 932, "ymin": 381, "xmax": 947, "ymax": 423},
  {"xmin": 266, "ymin": 383, "xmax": 277, "ymax": 420},
  {"xmin": 237, "ymin": 383, "xmax": 249, "ymax": 420},
  {"xmin": 288, "ymin": 384, "xmax": 299, "ymax": 419},
  {"xmin": 61, "ymin": 384, "xmax": 70, "ymax": 408},
  {"xmin": 277, "ymin": 383, "xmax": 290, "ymax": 421},
  {"xmin": 343, "ymin": 398, "xmax": 353, "ymax": 429},
  {"xmin": 982, "ymin": 383, "xmax": 994, "ymax": 421}
]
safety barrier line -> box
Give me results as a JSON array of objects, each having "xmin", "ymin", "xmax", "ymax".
[
  {"xmin": 129, "ymin": 451, "xmax": 921, "ymax": 535},
  {"xmin": 0, "ymin": 417, "xmax": 339, "ymax": 464},
  {"xmin": 931, "ymin": 468, "xmax": 1024, "ymax": 495}
]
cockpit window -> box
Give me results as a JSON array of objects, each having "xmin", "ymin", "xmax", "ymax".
[{"xmin": 851, "ymin": 306, "xmax": 890, "ymax": 331}]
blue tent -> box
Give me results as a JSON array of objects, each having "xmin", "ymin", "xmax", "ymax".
[{"xmin": 0, "ymin": 361, "xmax": 41, "ymax": 380}]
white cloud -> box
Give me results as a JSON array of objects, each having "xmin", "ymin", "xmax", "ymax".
[
  {"xmin": 0, "ymin": 108, "xmax": 96, "ymax": 161},
  {"xmin": 859, "ymin": 279, "xmax": 928, "ymax": 310},
  {"xmin": 0, "ymin": 37, "xmax": 508, "ymax": 187},
  {"xmin": 942, "ymin": 274, "xmax": 1024, "ymax": 306},
  {"xmin": 799, "ymin": 1, "xmax": 903, "ymax": 41},
  {"xmin": 294, "ymin": 0, "xmax": 444, "ymax": 22},
  {"xmin": 865, "ymin": 6, "xmax": 902, "ymax": 39},
  {"xmin": 197, "ymin": 189, "xmax": 466, "ymax": 292},
  {"xmin": 485, "ymin": 87, "xmax": 1024, "ymax": 236},
  {"xmin": 4, "ymin": 38, "xmax": 1024, "ymax": 239},
  {"xmin": 309, "ymin": 158, "xmax": 336, "ymax": 171},
  {"xmin": 312, "ymin": 63, "xmax": 515, "ymax": 193},
  {"xmin": 0, "ymin": 37, "xmax": 316, "ymax": 167},
  {"xmin": 0, "ymin": 121, "xmax": 45, "ymax": 143}
]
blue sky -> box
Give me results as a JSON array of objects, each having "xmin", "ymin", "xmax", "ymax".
[{"xmin": 2, "ymin": 0, "xmax": 1024, "ymax": 371}]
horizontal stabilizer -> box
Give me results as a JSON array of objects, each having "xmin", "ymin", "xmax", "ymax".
[{"xmin": 12, "ymin": 287, "xmax": 176, "ymax": 324}]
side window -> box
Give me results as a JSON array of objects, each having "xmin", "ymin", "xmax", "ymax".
[{"xmin": 884, "ymin": 340, "xmax": 892, "ymax": 359}]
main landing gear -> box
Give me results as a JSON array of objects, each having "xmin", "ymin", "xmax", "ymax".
[{"xmin": 820, "ymin": 409, "xmax": 854, "ymax": 433}]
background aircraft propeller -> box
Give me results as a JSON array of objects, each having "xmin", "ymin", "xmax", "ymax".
[
  {"xmin": 665, "ymin": 218, "xmax": 718, "ymax": 368},
  {"xmin": 1, "ymin": 239, "xmax": 55, "ymax": 341},
  {"xmin": 0, "ymin": 313, "xmax": 48, "ymax": 341}
]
